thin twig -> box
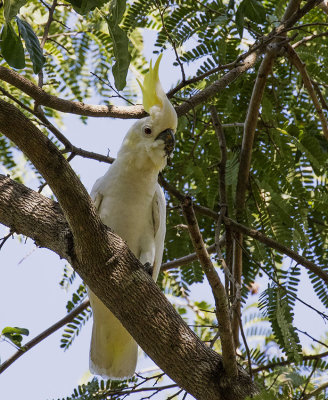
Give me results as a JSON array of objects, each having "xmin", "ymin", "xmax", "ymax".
[
  {"xmin": 91, "ymin": 72, "xmax": 135, "ymax": 105},
  {"xmin": 253, "ymin": 351, "xmax": 328, "ymax": 373},
  {"xmin": 102, "ymin": 384, "xmax": 178, "ymax": 397},
  {"xmin": 293, "ymin": 31, "xmax": 328, "ymax": 48},
  {"xmin": 0, "ymin": 300, "xmax": 90, "ymax": 374},
  {"xmin": 166, "ymin": 60, "xmax": 240, "ymax": 98},
  {"xmin": 0, "ymin": 86, "xmax": 116, "ymax": 165},
  {"xmin": 312, "ymin": 79, "xmax": 328, "ymax": 111},
  {"xmin": 167, "ymin": 388, "xmax": 183, "ymax": 400},
  {"xmin": 237, "ymin": 312, "xmax": 252, "ymax": 379},
  {"xmin": 0, "ymin": 231, "xmax": 13, "ymax": 250},
  {"xmin": 232, "ymin": 233, "xmax": 328, "ymax": 322},
  {"xmin": 210, "ymin": 106, "xmax": 234, "ymax": 301},
  {"xmin": 296, "ymin": 329, "xmax": 328, "ymax": 349},
  {"xmin": 232, "ymin": 43, "xmax": 278, "ymax": 348},
  {"xmin": 302, "ymin": 381, "xmax": 328, "ymax": 400},
  {"xmin": 161, "ymin": 244, "xmax": 218, "ymax": 271},
  {"xmin": 209, "ymin": 330, "xmax": 221, "ymax": 348},
  {"xmin": 160, "ymin": 174, "xmax": 328, "ymax": 286},
  {"xmin": 224, "ymin": 217, "xmax": 328, "ymax": 286},
  {"xmin": 299, "ymin": 359, "xmax": 318, "ymax": 400},
  {"xmin": 286, "ymin": 44, "xmax": 328, "ymax": 139}
]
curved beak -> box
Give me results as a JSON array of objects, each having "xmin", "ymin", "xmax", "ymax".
[{"xmin": 155, "ymin": 128, "xmax": 175, "ymax": 156}]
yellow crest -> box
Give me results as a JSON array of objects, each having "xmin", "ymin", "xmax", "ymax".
[{"xmin": 137, "ymin": 54, "xmax": 163, "ymax": 113}]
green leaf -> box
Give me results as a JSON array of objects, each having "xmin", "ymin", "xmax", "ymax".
[
  {"xmin": 235, "ymin": 0, "xmax": 266, "ymax": 37},
  {"xmin": 243, "ymin": 0, "xmax": 266, "ymax": 24},
  {"xmin": 235, "ymin": 2, "xmax": 245, "ymax": 38},
  {"xmin": 2, "ymin": 326, "xmax": 29, "ymax": 336},
  {"xmin": 106, "ymin": 0, "xmax": 131, "ymax": 91},
  {"xmin": 16, "ymin": 17, "xmax": 46, "ymax": 74},
  {"xmin": 0, "ymin": 22, "xmax": 25, "ymax": 69},
  {"xmin": 4, "ymin": 0, "xmax": 28, "ymax": 21},
  {"xmin": 2, "ymin": 326, "xmax": 29, "ymax": 347},
  {"xmin": 109, "ymin": 0, "xmax": 126, "ymax": 24},
  {"xmin": 65, "ymin": 0, "xmax": 107, "ymax": 15}
]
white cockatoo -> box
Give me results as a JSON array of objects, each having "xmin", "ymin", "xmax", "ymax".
[{"xmin": 88, "ymin": 55, "xmax": 177, "ymax": 379}]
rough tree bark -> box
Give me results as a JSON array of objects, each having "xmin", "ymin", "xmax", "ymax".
[{"xmin": 0, "ymin": 100, "xmax": 257, "ymax": 400}]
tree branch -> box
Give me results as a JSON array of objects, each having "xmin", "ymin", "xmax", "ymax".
[
  {"xmin": 293, "ymin": 31, "xmax": 328, "ymax": 48},
  {"xmin": 0, "ymin": 300, "xmax": 90, "ymax": 374},
  {"xmin": 0, "ymin": 174, "xmax": 72, "ymax": 260},
  {"xmin": 252, "ymin": 351, "xmax": 328, "ymax": 373},
  {"xmin": 0, "ymin": 66, "xmax": 146, "ymax": 118},
  {"xmin": 302, "ymin": 381, "xmax": 328, "ymax": 400},
  {"xmin": 232, "ymin": 47, "xmax": 277, "ymax": 345},
  {"xmin": 181, "ymin": 197, "xmax": 238, "ymax": 379},
  {"xmin": 210, "ymin": 106, "xmax": 234, "ymax": 301},
  {"xmin": 286, "ymin": 44, "xmax": 328, "ymax": 139},
  {"xmin": 0, "ymin": 101, "xmax": 255, "ymax": 400},
  {"xmin": 223, "ymin": 216, "xmax": 328, "ymax": 285},
  {"xmin": 161, "ymin": 243, "xmax": 217, "ymax": 271},
  {"xmin": 159, "ymin": 176, "xmax": 328, "ymax": 285}
]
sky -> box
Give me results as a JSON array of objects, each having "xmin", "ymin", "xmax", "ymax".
[{"xmin": 0, "ymin": 29, "xmax": 328, "ymax": 400}]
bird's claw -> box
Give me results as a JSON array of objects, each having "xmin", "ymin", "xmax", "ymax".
[{"xmin": 143, "ymin": 262, "xmax": 153, "ymax": 276}]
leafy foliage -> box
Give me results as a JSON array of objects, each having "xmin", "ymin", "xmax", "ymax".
[
  {"xmin": 259, "ymin": 284, "xmax": 302, "ymax": 361},
  {"xmin": 1, "ymin": 326, "xmax": 29, "ymax": 347},
  {"xmin": 60, "ymin": 285, "xmax": 92, "ymax": 351},
  {"xmin": 105, "ymin": 0, "xmax": 131, "ymax": 90},
  {"xmin": 16, "ymin": 17, "xmax": 45, "ymax": 73},
  {"xmin": 59, "ymin": 376, "xmax": 137, "ymax": 400}
]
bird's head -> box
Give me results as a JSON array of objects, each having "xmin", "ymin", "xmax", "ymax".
[{"xmin": 118, "ymin": 55, "xmax": 177, "ymax": 171}]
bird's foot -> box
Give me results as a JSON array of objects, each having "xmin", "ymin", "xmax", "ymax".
[{"xmin": 143, "ymin": 262, "xmax": 153, "ymax": 277}]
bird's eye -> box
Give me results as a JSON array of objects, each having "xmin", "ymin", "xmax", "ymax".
[{"xmin": 143, "ymin": 126, "xmax": 152, "ymax": 135}]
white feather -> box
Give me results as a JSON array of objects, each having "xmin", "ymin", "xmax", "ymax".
[{"xmin": 88, "ymin": 118, "xmax": 172, "ymax": 379}]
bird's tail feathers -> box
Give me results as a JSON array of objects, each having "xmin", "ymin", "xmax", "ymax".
[{"xmin": 89, "ymin": 292, "xmax": 138, "ymax": 380}]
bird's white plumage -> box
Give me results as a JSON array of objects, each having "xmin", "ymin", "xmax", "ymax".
[{"xmin": 88, "ymin": 57, "xmax": 177, "ymax": 379}]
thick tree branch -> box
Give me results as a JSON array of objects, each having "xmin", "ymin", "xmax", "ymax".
[
  {"xmin": 0, "ymin": 66, "xmax": 145, "ymax": 119},
  {"xmin": 232, "ymin": 45, "xmax": 276, "ymax": 344},
  {"xmin": 0, "ymin": 175, "xmax": 72, "ymax": 260},
  {"xmin": 286, "ymin": 44, "xmax": 328, "ymax": 139},
  {"xmin": 181, "ymin": 197, "xmax": 238, "ymax": 379},
  {"xmin": 0, "ymin": 102, "xmax": 255, "ymax": 400},
  {"xmin": 9, "ymin": 173, "xmax": 322, "ymax": 285},
  {"xmin": 0, "ymin": 300, "xmax": 90, "ymax": 374}
]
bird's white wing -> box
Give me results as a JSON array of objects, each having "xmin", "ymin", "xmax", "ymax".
[
  {"xmin": 151, "ymin": 183, "xmax": 166, "ymax": 281},
  {"xmin": 90, "ymin": 177, "xmax": 104, "ymax": 210}
]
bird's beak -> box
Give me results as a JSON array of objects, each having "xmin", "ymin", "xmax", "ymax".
[{"xmin": 155, "ymin": 128, "xmax": 175, "ymax": 156}]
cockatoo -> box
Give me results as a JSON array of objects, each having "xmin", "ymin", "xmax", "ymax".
[{"xmin": 88, "ymin": 55, "xmax": 177, "ymax": 379}]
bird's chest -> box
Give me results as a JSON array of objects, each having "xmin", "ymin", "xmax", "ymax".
[{"xmin": 98, "ymin": 184, "xmax": 154, "ymax": 255}]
